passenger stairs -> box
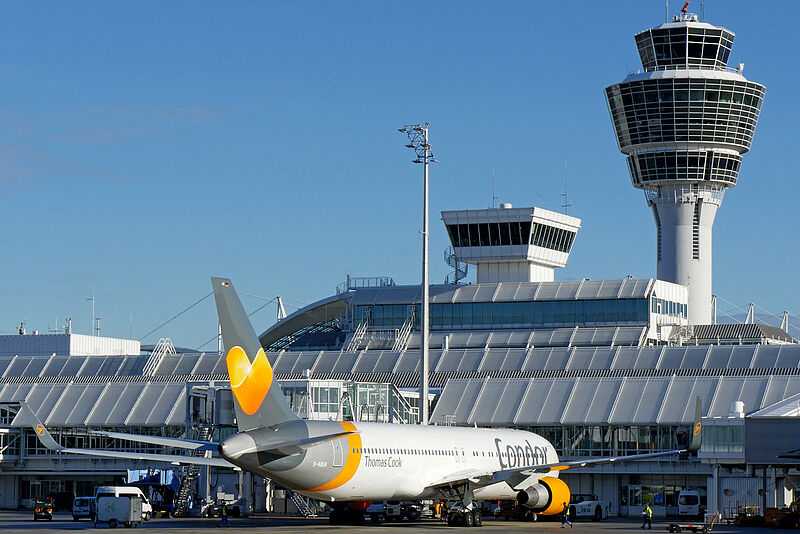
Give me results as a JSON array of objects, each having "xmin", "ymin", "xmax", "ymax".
[
  {"xmin": 175, "ymin": 426, "xmax": 213, "ymax": 517},
  {"xmin": 288, "ymin": 490, "xmax": 317, "ymax": 517}
]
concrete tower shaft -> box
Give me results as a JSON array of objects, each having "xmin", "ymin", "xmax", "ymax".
[{"xmin": 605, "ymin": 12, "xmax": 764, "ymax": 324}]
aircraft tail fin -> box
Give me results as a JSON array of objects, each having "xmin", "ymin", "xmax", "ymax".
[
  {"xmin": 687, "ymin": 396, "xmax": 703, "ymax": 452},
  {"xmin": 211, "ymin": 277, "xmax": 299, "ymax": 432}
]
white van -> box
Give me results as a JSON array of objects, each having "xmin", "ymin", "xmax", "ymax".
[
  {"xmin": 95, "ymin": 486, "xmax": 152, "ymax": 521},
  {"xmin": 678, "ymin": 490, "xmax": 703, "ymax": 519}
]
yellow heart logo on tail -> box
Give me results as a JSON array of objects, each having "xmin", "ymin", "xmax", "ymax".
[{"xmin": 226, "ymin": 346, "xmax": 273, "ymax": 415}]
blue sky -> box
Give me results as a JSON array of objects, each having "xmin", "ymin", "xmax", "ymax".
[{"xmin": 2, "ymin": 0, "xmax": 799, "ymax": 347}]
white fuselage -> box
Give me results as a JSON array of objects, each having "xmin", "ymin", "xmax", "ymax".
[{"xmin": 225, "ymin": 421, "xmax": 560, "ymax": 502}]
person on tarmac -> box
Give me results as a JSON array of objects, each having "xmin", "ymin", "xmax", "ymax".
[
  {"xmin": 641, "ymin": 504, "xmax": 652, "ymax": 529},
  {"xmin": 219, "ymin": 502, "xmax": 230, "ymax": 527},
  {"xmin": 561, "ymin": 501, "xmax": 573, "ymax": 528}
]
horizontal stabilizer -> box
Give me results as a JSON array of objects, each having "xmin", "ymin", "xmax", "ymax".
[{"xmin": 89, "ymin": 431, "xmax": 219, "ymax": 451}]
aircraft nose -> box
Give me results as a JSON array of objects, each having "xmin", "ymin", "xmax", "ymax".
[{"xmin": 218, "ymin": 433, "xmax": 256, "ymax": 462}]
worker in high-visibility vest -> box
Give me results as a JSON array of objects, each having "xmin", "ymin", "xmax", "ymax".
[{"xmin": 641, "ymin": 504, "xmax": 652, "ymax": 529}]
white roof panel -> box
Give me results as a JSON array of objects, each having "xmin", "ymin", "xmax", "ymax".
[
  {"xmin": 589, "ymin": 348, "xmax": 617, "ymax": 369},
  {"xmin": 290, "ymin": 352, "xmax": 321, "ymax": 374},
  {"xmin": 127, "ymin": 383, "xmax": 164, "ymax": 425},
  {"xmin": 634, "ymin": 378, "xmax": 672, "ymax": 423},
  {"xmin": 543, "ymin": 349, "xmax": 571, "ymax": 371},
  {"xmin": 24, "ymin": 357, "xmax": 51, "ymax": 377},
  {"xmin": 611, "ymin": 347, "xmax": 641, "ymax": 369},
  {"xmin": 452, "ymin": 380, "xmax": 484, "ymax": 422},
  {"xmin": 493, "ymin": 380, "xmax": 530, "ymax": 425},
  {"xmin": 60, "ymin": 356, "xmax": 88, "ymax": 376},
  {"xmin": 660, "ymin": 378, "xmax": 702, "ymax": 423},
  {"xmin": 776, "ymin": 346, "xmax": 800, "ymax": 368},
  {"xmin": 193, "ymin": 353, "xmax": 219, "ymax": 375},
  {"xmin": 709, "ymin": 377, "xmax": 746, "ymax": 416},
  {"xmin": 65, "ymin": 383, "xmax": 106, "ymax": 426},
  {"xmin": 430, "ymin": 380, "xmax": 468, "ymax": 423},
  {"xmin": 515, "ymin": 380, "xmax": 553, "ymax": 424},
  {"xmin": 737, "ymin": 376, "xmax": 768, "ymax": 414},
  {"xmin": 457, "ymin": 350, "xmax": 485, "ymax": 372},
  {"xmin": 730, "ymin": 346, "xmax": 757, "ymax": 368},
  {"xmin": 680, "ymin": 346, "xmax": 710, "ymax": 369},
  {"xmin": 86, "ymin": 383, "xmax": 127, "ymax": 425},
  {"xmin": 329, "ymin": 352, "xmax": 356, "ymax": 373},
  {"xmin": 46, "ymin": 383, "xmax": 86, "ymax": 425},
  {"xmin": 98, "ymin": 356, "xmax": 125, "ymax": 376},
  {"xmin": 585, "ymin": 378, "xmax": 623, "ymax": 424},
  {"xmin": 146, "ymin": 383, "xmax": 185, "ymax": 425},
  {"xmin": 539, "ymin": 379, "xmax": 576, "ymax": 423},
  {"xmin": 311, "ymin": 352, "xmax": 339, "ymax": 374},
  {"xmin": 562, "ymin": 378, "xmax": 600, "ymax": 423},
  {"xmin": 106, "ymin": 383, "xmax": 147, "ymax": 425},
  {"xmin": 500, "ymin": 348, "xmax": 528, "ymax": 371},
  {"xmin": 374, "ymin": 351, "xmax": 401, "ymax": 373},
  {"xmin": 434, "ymin": 349, "xmax": 464, "ymax": 373},
  {"xmin": 610, "ymin": 379, "xmax": 648, "ymax": 423},
  {"xmin": 468, "ymin": 380, "xmax": 508, "ymax": 424},
  {"xmin": 38, "ymin": 384, "xmax": 69, "ymax": 419},
  {"xmin": 753, "ymin": 346, "xmax": 780, "ymax": 369},
  {"xmin": 353, "ymin": 352, "xmax": 380, "ymax": 373}
]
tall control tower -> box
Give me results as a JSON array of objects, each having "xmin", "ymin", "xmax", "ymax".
[{"xmin": 605, "ymin": 9, "xmax": 764, "ymax": 324}]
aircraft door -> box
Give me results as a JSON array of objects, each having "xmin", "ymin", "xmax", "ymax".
[
  {"xmin": 331, "ymin": 438, "xmax": 345, "ymax": 467},
  {"xmin": 459, "ymin": 447, "xmax": 465, "ymax": 463}
]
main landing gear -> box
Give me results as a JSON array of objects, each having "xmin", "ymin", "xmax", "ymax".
[{"xmin": 442, "ymin": 484, "xmax": 483, "ymax": 527}]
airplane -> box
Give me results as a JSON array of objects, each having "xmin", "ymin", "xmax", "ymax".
[{"xmin": 14, "ymin": 276, "xmax": 703, "ymax": 527}]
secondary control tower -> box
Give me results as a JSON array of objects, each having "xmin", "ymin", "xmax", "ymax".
[{"xmin": 605, "ymin": 8, "xmax": 764, "ymax": 324}]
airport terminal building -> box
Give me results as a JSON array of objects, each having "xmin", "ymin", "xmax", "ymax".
[{"xmin": 1, "ymin": 7, "xmax": 798, "ymax": 521}]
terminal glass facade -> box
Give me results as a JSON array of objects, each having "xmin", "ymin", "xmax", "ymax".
[{"xmin": 353, "ymin": 298, "xmax": 655, "ymax": 330}]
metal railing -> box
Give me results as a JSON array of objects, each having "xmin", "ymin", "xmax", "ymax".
[{"xmin": 336, "ymin": 275, "xmax": 395, "ymax": 295}]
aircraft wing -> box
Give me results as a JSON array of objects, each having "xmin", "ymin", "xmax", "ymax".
[
  {"xmin": 427, "ymin": 397, "xmax": 703, "ymax": 492},
  {"xmin": 426, "ymin": 468, "xmax": 497, "ymax": 489},
  {"xmin": 12, "ymin": 403, "xmax": 234, "ymax": 467}
]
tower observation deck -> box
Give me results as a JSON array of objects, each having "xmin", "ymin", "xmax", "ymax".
[{"xmin": 605, "ymin": 10, "xmax": 764, "ymax": 325}]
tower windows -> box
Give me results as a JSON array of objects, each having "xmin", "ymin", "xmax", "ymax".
[{"xmin": 692, "ymin": 201, "xmax": 702, "ymax": 260}]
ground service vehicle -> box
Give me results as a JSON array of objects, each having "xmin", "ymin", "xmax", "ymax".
[
  {"xmin": 668, "ymin": 513, "xmax": 718, "ymax": 533},
  {"xmin": 72, "ymin": 496, "xmax": 96, "ymax": 521},
  {"xmin": 765, "ymin": 501, "xmax": 800, "ymax": 528},
  {"xmin": 569, "ymin": 493, "xmax": 609, "ymax": 520},
  {"xmin": 33, "ymin": 497, "xmax": 54, "ymax": 520},
  {"xmin": 96, "ymin": 495, "xmax": 143, "ymax": 529},
  {"xmin": 365, "ymin": 500, "xmax": 421, "ymax": 522},
  {"xmin": 494, "ymin": 500, "xmax": 536, "ymax": 521},
  {"xmin": 679, "ymin": 490, "xmax": 704, "ymax": 519},
  {"xmin": 96, "ymin": 486, "xmax": 153, "ymax": 521}
]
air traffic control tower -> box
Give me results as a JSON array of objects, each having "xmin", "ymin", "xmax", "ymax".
[{"xmin": 605, "ymin": 9, "xmax": 764, "ymax": 324}]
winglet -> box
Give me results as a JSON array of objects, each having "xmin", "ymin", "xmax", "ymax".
[
  {"xmin": 12, "ymin": 402, "xmax": 64, "ymax": 451},
  {"xmin": 687, "ymin": 396, "xmax": 702, "ymax": 452}
]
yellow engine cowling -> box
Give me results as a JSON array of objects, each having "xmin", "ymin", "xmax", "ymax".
[{"xmin": 516, "ymin": 476, "xmax": 571, "ymax": 516}]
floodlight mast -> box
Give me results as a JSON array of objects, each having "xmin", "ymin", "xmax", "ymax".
[{"xmin": 398, "ymin": 123, "xmax": 437, "ymax": 425}]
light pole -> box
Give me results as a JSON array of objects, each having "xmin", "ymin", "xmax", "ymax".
[{"xmin": 399, "ymin": 123, "xmax": 436, "ymax": 425}]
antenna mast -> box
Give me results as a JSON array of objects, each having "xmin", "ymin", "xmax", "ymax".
[
  {"xmin": 491, "ymin": 168, "xmax": 499, "ymax": 208},
  {"xmin": 561, "ymin": 160, "xmax": 572, "ymax": 214}
]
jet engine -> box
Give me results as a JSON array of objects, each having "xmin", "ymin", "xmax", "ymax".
[{"xmin": 516, "ymin": 476, "xmax": 571, "ymax": 516}]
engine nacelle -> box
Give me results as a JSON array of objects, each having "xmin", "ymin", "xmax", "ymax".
[{"xmin": 516, "ymin": 476, "xmax": 571, "ymax": 516}]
